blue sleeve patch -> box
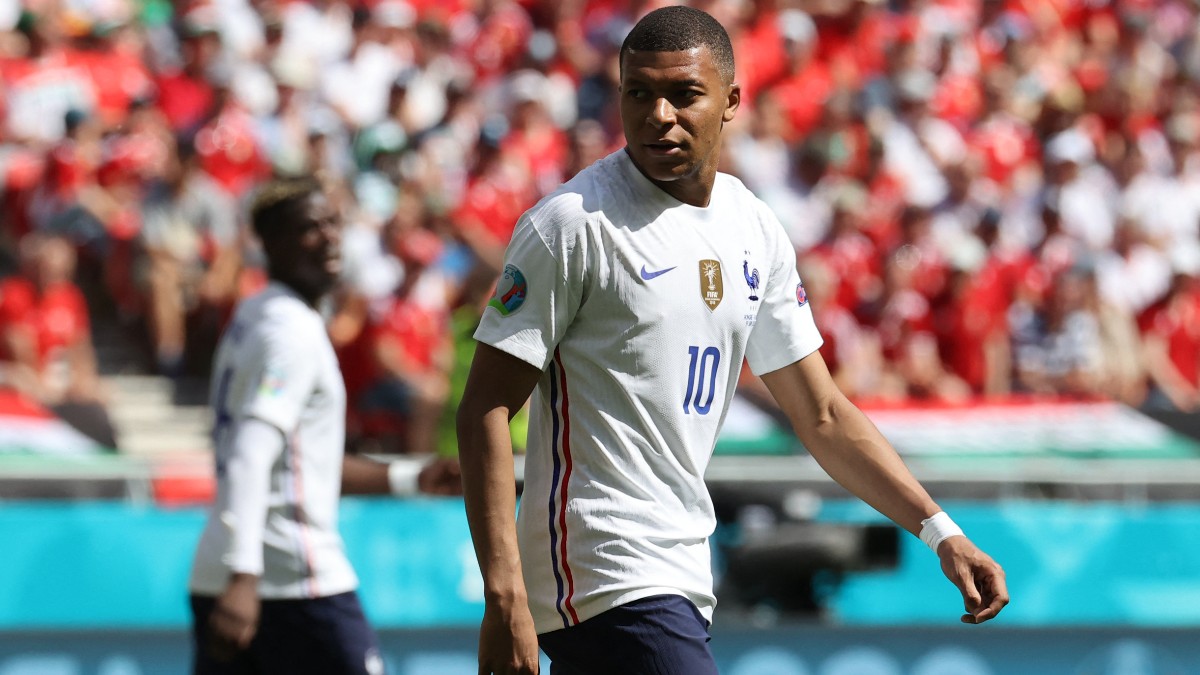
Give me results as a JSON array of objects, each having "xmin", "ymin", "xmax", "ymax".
[{"xmin": 488, "ymin": 264, "xmax": 528, "ymax": 316}]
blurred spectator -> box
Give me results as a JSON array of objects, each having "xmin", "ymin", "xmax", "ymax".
[
  {"xmin": 867, "ymin": 246, "xmax": 968, "ymax": 401},
  {"xmin": 809, "ymin": 180, "xmax": 881, "ymax": 312},
  {"xmin": 451, "ymin": 120, "xmax": 536, "ymax": 274},
  {"xmin": 359, "ymin": 225, "xmax": 456, "ymax": 455},
  {"xmin": 1011, "ymin": 268, "xmax": 1102, "ymax": 398},
  {"xmin": 761, "ymin": 140, "xmax": 836, "ymax": 251},
  {"xmin": 0, "ymin": 235, "xmax": 116, "ymax": 448},
  {"xmin": 935, "ymin": 235, "xmax": 1011, "ymax": 398},
  {"xmin": 1085, "ymin": 265, "xmax": 1147, "ymax": 407},
  {"xmin": 1044, "ymin": 128, "xmax": 1115, "ymax": 251},
  {"xmin": 140, "ymin": 140, "xmax": 240, "ymax": 376},
  {"xmin": 501, "ymin": 69, "xmax": 569, "ymax": 196},
  {"xmin": 154, "ymin": 12, "xmax": 222, "ymax": 136},
  {"xmin": 768, "ymin": 8, "xmax": 831, "ymax": 143},
  {"xmin": 1140, "ymin": 245, "xmax": 1200, "ymax": 412},
  {"xmin": 881, "ymin": 69, "xmax": 962, "ymax": 208},
  {"xmin": 804, "ymin": 254, "xmax": 890, "ymax": 400},
  {"xmin": 1, "ymin": 11, "xmax": 95, "ymax": 145}
]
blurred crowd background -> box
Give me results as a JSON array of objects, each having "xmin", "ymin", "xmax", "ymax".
[{"xmin": 3, "ymin": 0, "xmax": 1200, "ymax": 456}]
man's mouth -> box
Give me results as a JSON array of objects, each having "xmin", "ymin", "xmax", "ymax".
[{"xmin": 645, "ymin": 141, "xmax": 684, "ymax": 156}]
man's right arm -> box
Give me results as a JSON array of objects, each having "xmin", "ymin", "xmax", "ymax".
[{"xmin": 457, "ymin": 343, "xmax": 544, "ymax": 675}]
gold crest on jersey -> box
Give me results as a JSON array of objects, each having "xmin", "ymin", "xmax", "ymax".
[{"xmin": 699, "ymin": 259, "xmax": 723, "ymax": 311}]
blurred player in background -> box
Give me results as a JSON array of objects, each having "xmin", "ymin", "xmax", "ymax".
[
  {"xmin": 457, "ymin": 7, "xmax": 1008, "ymax": 675},
  {"xmin": 188, "ymin": 177, "xmax": 460, "ymax": 675}
]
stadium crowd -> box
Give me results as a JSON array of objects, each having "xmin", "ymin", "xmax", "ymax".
[{"xmin": 2, "ymin": 0, "xmax": 1200, "ymax": 453}]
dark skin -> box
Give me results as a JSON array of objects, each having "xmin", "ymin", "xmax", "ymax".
[
  {"xmin": 206, "ymin": 191, "xmax": 462, "ymax": 663},
  {"xmin": 459, "ymin": 45, "xmax": 1006, "ymax": 675}
]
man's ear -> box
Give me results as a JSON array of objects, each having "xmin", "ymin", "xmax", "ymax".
[{"xmin": 723, "ymin": 82, "xmax": 741, "ymax": 123}]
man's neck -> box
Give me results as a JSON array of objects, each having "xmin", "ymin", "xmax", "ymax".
[
  {"xmin": 625, "ymin": 149, "xmax": 717, "ymax": 208},
  {"xmin": 269, "ymin": 274, "xmax": 321, "ymax": 309}
]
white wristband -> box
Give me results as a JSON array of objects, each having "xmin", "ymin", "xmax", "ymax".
[
  {"xmin": 919, "ymin": 511, "xmax": 964, "ymax": 553},
  {"xmin": 387, "ymin": 459, "xmax": 423, "ymax": 497}
]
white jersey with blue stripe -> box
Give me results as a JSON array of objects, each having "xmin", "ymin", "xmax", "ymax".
[
  {"xmin": 189, "ymin": 282, "xmax": 356, "ymax": 599},
  {"xmin": 474, "ymin": 150, "xmax": 824, "ymax": 634}
]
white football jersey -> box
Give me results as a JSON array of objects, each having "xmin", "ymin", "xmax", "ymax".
[
  {"xmin": 475, "ymin": 150, "xmax": 823, "ymax": 633},
  {"xmin": 189, "ymin": 282, "xmax": 356, "ymax": 599}
]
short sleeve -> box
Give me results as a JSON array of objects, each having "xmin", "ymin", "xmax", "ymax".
[
  {"xmin": 473, "ymin": 205, "xmax": 588, "ymax": 371},
  {"xmin": 238, "ymin": 321, "xmax": 320, "ymax": 434},
  {"xmin": 745, "ymin": 209, "xmax": 824, "ymax": 376}
]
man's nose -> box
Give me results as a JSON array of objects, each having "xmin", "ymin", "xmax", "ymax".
[
  {"xmin": 648, "ymin": 98, "xmax": 676, "ymax": 127},
  {"xmin": 321, "ymin": 221, "xmax": 342, "ymax": 246}
]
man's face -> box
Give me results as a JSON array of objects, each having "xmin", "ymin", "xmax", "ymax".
[
  {"xmin": 269, "ymin": 192, "xmax": 342, "ymax": 299},
  {"xmin": 619, "ymin": 45, "xmax": 739, "ymax": 190}
]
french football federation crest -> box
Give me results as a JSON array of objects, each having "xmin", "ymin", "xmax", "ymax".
[
  {"xmin": 742, "ymin": 260, "xmax": 760, "ymax": 301},
  {"xmin": 699, "ymin": 259, "xmax": 723, "ymax": 311}
]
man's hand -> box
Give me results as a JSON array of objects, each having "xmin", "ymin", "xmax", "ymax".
[
  {"xmin": 207, "ymin": 573, "xmax": 261, "ymax": 661},
  {"xmin": 477, "ymin": 598, "xmax": 540, "ymax": 675},
  {"xmin": 418, "ymin": 456, "xmax": 463, "ymax": 496},
  {"xmin": 937, "ymin": 537, "xmax": 1009, "ymax": 624}
]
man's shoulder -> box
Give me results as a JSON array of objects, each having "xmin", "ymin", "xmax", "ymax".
[
  {"xmin": 524, "ymin": 160, "xmax": 610, "ymax": 233},
  {"xmin": 715, "ymin": 170, "xmax": 762, "ymax": 203},
  {"xmin": 236, "ymin": 286, "xmax": 323, "ymax": 338}
]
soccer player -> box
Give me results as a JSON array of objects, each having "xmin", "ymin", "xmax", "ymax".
[
  {"xmin": 456, "ymin": 7, "xmax": 1008, "ymax": 675},
  {"xmin": 188, "ymin": 177, "xmax": 461, "ymax": 675}
]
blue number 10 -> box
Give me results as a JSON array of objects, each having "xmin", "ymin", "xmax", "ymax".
[{"xmin": 683, "ymin": 345, "xmax": 721, "ymax": 415}]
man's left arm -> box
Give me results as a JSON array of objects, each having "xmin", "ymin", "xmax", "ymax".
[
  {"xmin": 760, "ymin": 351, "xmax": 1009, "ymax": 624},
  {"xmin": 341, "ymin": 454, "xmax": 462, "ymax": 497}
]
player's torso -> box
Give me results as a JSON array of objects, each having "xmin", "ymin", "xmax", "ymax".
[
  {"xmin": 518, "ymin": 169, "xmax": 783, "ymax": 632},
  {"xmin": 213, "ymin": 291, "xmax": 347, "ymax": 493},
  {"xmin": 560, "ymin": 179, "xmax": 777, "ymax": 462},
  {"xmin": 204, "ymin": 287, "xmax": 351, "ymax": 596}
]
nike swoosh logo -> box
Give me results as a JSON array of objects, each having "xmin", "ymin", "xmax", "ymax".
[{"xmin": 640, "ymin": 265, "xmax": 677, "ymax": 281}]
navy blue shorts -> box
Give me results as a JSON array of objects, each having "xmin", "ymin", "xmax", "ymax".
[
  {"xmin": 537, "ymin": 594, "xmax": 718, "ymax": 675},
  {"xmin": 190, "ymin": 591, "xmax": 384, "ymax": 675}
]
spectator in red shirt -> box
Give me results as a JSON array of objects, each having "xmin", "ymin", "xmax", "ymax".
[
  {"xmin": 802, "ymin": 253, "xmax": 895, "ymax": 400},
  {"xmin": 451, "ymin": 122, "xmax": 536, "ymax": 274},
  {"xmin": 193, "ymin": 83, "xmax": 270, "ymax": 199},
  {"xmin": 1140, "ymin": 246, "xmax": 1200, "ymax": 412},
  {"xmin": 501, "ymin": 71, "xmax": 569, "ymax": 197},
  {"xmin": 153, "ymin": 17, "xmax": 221, "ymax": 136},
  {"xmin": 0, "ymin": 235, "xmax": 116, "ymax": 448},
  {"xmin": 0, "ymin": 11, "xmax": 95, "ymax": 145},
  {"xmin": 810, "ymin": 181, "xmax": 882, "ymax": 313},
  {"xmin": 935, "ymin": 236, "xmax": 1011, "ymax": 397},
  {"xmin": 73, "ymin": 21, "xmax": 154, "ymax": 130},
  {"xmin": 767, "ymin": 9, "xmax": 833, "ymax": 143},
  {"xmin": 868, "ymin": 247, "xmax": 969, "ymax": 401},
  {"xmin": 361, "ymin": 228, "xmax": 455, "ymax": 455}
]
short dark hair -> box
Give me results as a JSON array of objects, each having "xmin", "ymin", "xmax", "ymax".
[
  {"xmin": 249, "ymin": 176, "xmax": 322, "ymax": 241},
  {"xmin": 620, "ymin": 6, "xmax": 735, "ymax": 84}
]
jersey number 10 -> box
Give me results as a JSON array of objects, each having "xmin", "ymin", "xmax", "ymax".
[{"xmin": 683, "ymin": 346, "xmax": 721, "ymax": 415}]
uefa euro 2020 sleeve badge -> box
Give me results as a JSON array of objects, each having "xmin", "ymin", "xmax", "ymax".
[{"xmin": 489, "ymin": 264, "xmax": 528, "ymax": 316}]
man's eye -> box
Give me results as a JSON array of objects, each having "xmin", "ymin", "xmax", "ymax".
[{"xmin": 628, "ymin": 89, "xmax": 649, "ymax": 100}]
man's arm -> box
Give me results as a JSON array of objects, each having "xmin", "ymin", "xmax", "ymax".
[
  {"xmin": 457, "ymin": 343, "xmax": 544, "ymax": 675},
  {"xmin": 341, "ymin": 455, "xmax": 462, "ymax": 496},
  {"xmin": 207, "ymin": 416, "xmax": 285, "ymax": 661},
  {"xmin": 760, "ymin": 351, "xmax": 1009, "ymax": 624}
]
